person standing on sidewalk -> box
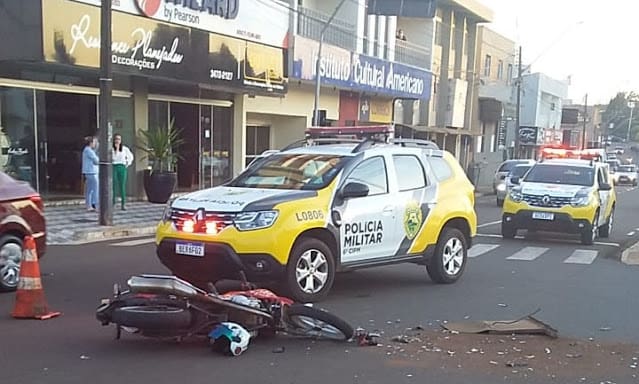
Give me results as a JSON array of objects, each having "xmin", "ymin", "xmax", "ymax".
[
  {"xmin": 111, "ymin": 133, "xmax": 134, "ymax": 210},
  {"xmin": 82, "ymin": 136, "xmax": 99, "ymax": 212}
]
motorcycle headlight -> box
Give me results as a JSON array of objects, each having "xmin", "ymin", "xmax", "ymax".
[
  {"xmin": 571, "ymin": 190, "xmax": 592, "ymax": 207},
  {"xmin": 509, "ymin": 187, "xmax": 523, "ymax": 202},
  {"xmin": 234, "ymin": 211, "xmax": 279, "ymax": 231}
]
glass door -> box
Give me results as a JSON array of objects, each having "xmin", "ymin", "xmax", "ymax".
[
  {"xmin": 199, "ymin": 105, "xmax": 214, "ymax": 189},
  {"xmin": 0, "ymin": 87, "xmax": 38, "ymax": 191}
]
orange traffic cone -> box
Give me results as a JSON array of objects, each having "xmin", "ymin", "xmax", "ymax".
[{"xmin": 11, "ymin": 236, "xmax": 61, "ymax": 320}]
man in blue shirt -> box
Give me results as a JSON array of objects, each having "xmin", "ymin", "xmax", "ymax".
[{"xmin": 82, "ymin": 136, "xmax": 99, "ymax": 211}]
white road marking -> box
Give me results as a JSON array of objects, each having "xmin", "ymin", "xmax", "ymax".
[
  {"xmin": 593, "ymin": 241, "xmax": 620, "ymax": 247},
  {"xmin": 111, "ymin": 238, "xmax": 155, "ymax": 247},
  {"xmin": 628, "ymin": 231, "xmax": 636, "ymax": 237},
  {"xmin": 468, "ymin": 244, "xmax": 500, "ymax": 258},
  {"xmin": 563, "ymin": 249, "xmax": 598, "ymax": 265},
  {"xmin": 477, "ymin": 233, "xmax": 525, "ymax": 240},
  {"xmin": 477, "ymin": 220, "xmax": 502, "ymax": 229},
  {"xmin": 506, "ymin": 246, "xmax": 548, "ymax": 261}
]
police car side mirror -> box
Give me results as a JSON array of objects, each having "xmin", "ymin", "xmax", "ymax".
[
  {"xmin": 599, "ymin": 183, "xmax": 612, "ymax": 191},
  {"xmin": 510, "ymin": 177, "xmax": 520, "ymax": 185},
  {"xmin": 340, "ymin": 182, "xmax": 370, "ymax": 199}
]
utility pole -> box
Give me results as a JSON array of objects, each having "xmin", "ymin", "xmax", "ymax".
[
  {"xmin": 514, "ymin": 46, "xmax": 522, "ymax": 159},
  {"xmin": 313, "ymin": 0, "xmax": 347, "ymax": 126},
  {"xmin": 98, "ymin": 0, "xmax": 113, "ymax": 225},
  {"xmin": 582, "ymin": 93, "xmax": 588, "ymax": 150},
  {"xmin": 627, "ymin": 101, "xmax": 635, "ymax": 143}
]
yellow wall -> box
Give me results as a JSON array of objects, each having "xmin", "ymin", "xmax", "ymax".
[{"xmin": 244, "ymin": 83, "xmax": 340, "ymax": 121}]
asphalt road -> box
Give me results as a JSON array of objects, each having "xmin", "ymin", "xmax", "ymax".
[{"xmin": 2, "ymin": 188, "xmax": 639, "ymax": 383}]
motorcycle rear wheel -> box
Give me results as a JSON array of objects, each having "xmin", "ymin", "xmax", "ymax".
[
  {"xmin": 112, "ymin": 305, "xmax": 192, "ymax": 330},
  {"xmin": 283, "ymin": 304, "xmax": 353, "ymax": 341}
]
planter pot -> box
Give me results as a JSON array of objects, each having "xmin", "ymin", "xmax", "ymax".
[{"xmin": 143, "ymin": 170, "xmax": 177, "ymax": 204}]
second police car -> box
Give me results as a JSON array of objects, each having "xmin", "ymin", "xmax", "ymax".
[
  {"xmin": 155, "ymin": 132, "xmax": 477, "ymax": 302},
  {"xmin": 501, "ymin": 156, "xmax": 615, "ymax": 245}
]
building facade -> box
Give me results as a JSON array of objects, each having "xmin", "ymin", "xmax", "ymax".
[
  {"xmin": 561, "ymin": 102, "xmax": 604, "ymax": 148},
  {"xmin": 518, "ymin": 72, "xmax": 568, "ymax": 158},
  {"xmin": 391, "ymin": 0, "xmax": 493, "ymax": 169},
  {"xmin": 244, "ymin": 0, "xmax": 435, "ymax": 167},
  {"xmin": 0, "ymin": 0, "xmax": 290, "ymax": 200},
  {"xmin": 469, "ymin": 26, "xmax": 515, "ymax": 188}
]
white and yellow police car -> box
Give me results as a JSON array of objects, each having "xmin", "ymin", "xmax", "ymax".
[{"xmin": 156, "ymin": 137, "xmax": 477, "ymax": 302}]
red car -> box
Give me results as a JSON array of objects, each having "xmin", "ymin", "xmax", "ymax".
[{"xmin": 0, "ymin": 172, "xmax": 46, "ymax": 291}]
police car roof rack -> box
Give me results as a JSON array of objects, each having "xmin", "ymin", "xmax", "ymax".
[
  {"xmin": 281, "ymin": 137, "xmax": 367, "ymax": 151},
  {"xmin": 391, "ymin": 138, "xmax": 439, "ymax": 150},
  {"xmin": 351, "ymin": 138, "xmax": 386, "ymax": 153}
]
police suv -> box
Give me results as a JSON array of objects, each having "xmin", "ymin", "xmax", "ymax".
[
  {"xmin": 502, "ymin": 158, "xmax": 616, "ymax": 245},
  {"xmin": 156, "ymin": 137, "xmax": 478, "ymax": 302}
]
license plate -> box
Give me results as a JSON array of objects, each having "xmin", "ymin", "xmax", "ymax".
[
  {"xmin": 175, "ymin": 242, "xmax": 205, "ymax": 257},
  {"xmin": 532, "ymin": 212, "xmax": 554, "ymax": 220}
]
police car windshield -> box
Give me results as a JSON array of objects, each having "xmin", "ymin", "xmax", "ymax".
[
  {"xmin": 231, "ymin": 154, "xmax": 346, "ymax": 190},
  {"xmin": 524, "ymin": 164, "xmax": 595, "ymax": 187},
  {"xmin": 618, "ymin": 165, "xmax": 636, "ymax": 173}
]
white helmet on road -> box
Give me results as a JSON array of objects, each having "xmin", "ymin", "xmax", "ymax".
[{"xmin": 209, "ymin": 322, "xmax": 251, "ymax": 356}]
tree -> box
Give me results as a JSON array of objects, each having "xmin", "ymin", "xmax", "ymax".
[{"xmin": 602, "ymin": 92, "xmax": 639, "ymax": 142}]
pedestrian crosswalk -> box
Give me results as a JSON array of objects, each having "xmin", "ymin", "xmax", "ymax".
[{"xmin": 468, "ymin": 242, "xmax": 608, "ymax": 265}]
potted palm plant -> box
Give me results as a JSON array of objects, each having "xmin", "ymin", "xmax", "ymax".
[{"xmin": 137, "ymin": 118, "xmax": 184, "ymax": 204}]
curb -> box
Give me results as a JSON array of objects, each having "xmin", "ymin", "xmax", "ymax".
[
  {"xmin": 621, "ymin": 240, "xmax": 639, "ymax": 265},
  {"xmin": 44, "ymin": 192, "xmax": 189, "ymax": 208},
  {"xmin": 48, "ymin": 224, "xmax": 157, "ymax": 245}
]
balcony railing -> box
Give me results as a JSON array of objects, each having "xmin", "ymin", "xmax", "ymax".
[
  {"xmin": 393, "ymin": 39, "xmax": 431, "ymax": 70},
  {"xmin": 297, "ymin": 6, "xmax": 357, "ymax": 52}
]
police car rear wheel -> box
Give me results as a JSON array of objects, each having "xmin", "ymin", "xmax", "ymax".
[
  {"xmin": 427, "ymin": 228, "xmax": 467, "ymax": 284},
  {"xmin": 286, "ymin": 238, "xmax": 335, "ymax": 303}
]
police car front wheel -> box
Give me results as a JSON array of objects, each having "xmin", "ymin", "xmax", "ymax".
[
  {"xmin": 286, "ymin": 238, "xmax": 336, "ymax": 303},
  {"xmin": 427, "ymin": 228, "xmax": 467, "ymax": 284}
]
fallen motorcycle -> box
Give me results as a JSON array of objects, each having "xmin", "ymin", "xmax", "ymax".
[{"xmin": 96, "ymin": 273, "xmax": 354, "ymax": 353}]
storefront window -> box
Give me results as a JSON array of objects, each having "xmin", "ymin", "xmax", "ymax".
[
  {"xmin": 246, "ymin": 125, "xmax": 270, "ymax": 167},
  {"xmin": 0, "ymin": 87, "xmax": 37, "ymax": 189}
]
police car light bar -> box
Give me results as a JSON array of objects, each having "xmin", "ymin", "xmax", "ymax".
[{"xmin": 305, "ymin": 125, "xmax": 394, "ymax": 139}]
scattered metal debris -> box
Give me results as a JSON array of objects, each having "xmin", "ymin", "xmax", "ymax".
[
  {"xmin": 272, "ymin": 346, "xmax": 285, "ymax": 353},
  {"xmin": 441, "ymin": 309, "xmax": 558, "ymax": 338},
  {"xmin": 506, "ymin": 361, "xmax": 529, "ymax": 368}
]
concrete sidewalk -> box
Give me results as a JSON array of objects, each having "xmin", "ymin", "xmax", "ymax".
[{"xmin": 46, "ymin": 201, "xmax": 165, "ymax": 245}]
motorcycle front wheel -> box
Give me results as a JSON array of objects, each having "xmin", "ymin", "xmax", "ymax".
[
  {"xmin": 112, "ymin": 305, "xmax": 192, "ymax": 330},
  {"xmin": 283, "ymin": 304, "xmax": 353, "ymax": 341}
]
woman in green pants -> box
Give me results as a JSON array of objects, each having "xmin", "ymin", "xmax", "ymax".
[{"xmin": 111, "ymin": 134, "xmax": 134, "ymax": 210}]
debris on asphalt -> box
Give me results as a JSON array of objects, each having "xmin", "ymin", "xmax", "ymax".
[
  {"xmin": 80, "ymin": 355, "xmax": 90, "ymax": 360},
  {"xmin": 441, "ymin": 313, "xmax": 558, "ymax": 338},
  {"xmin": 392, "ymin": 335, "xmax": 421, "ymax": 344},
  {"xmin": 498, "ymin": 303, "xmax": 508, "ymax": 307},
  {"xmin": 600, "ymin": 327, "xmax": 612, "ymax": 332},
  {"xmin": 545, "ymin": 347, "xmax": 552, "ymax": 354},
  {"xmin": 566, "ymin": 353, "xmax": 583, "ymax": 358},
  {"xmin": 506, "ymin": 360, "xmax": 529, "ymax": 368},
  {"xmin": 272, "ymin": 347, "xmax": 285, "ymax": 353},
  {"xmin": 355, "ymin": 328, "xmax": 381, "ymax": 347}
]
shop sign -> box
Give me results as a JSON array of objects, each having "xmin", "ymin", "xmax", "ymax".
[
  {"xmin": 72, "ymin": 0, "xmax": 289, "ymax": 48},
  {"xmin": 519, "ymin": 126, "xmax": 541, "ymax": 146},
  {"xmin": 43, "ymin": 0, "xmax": 287, "ymax": 94},
  {"xmin": 292, "ymin": 37, "xmax": 351, "ymax": 88},
  {"xmin": 359, "ymin": 96, "xmax": 392, "ymax": 123},
  {"xmin": 292, "ymin": 36, "xmax": 431, "ymax": 100}
]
